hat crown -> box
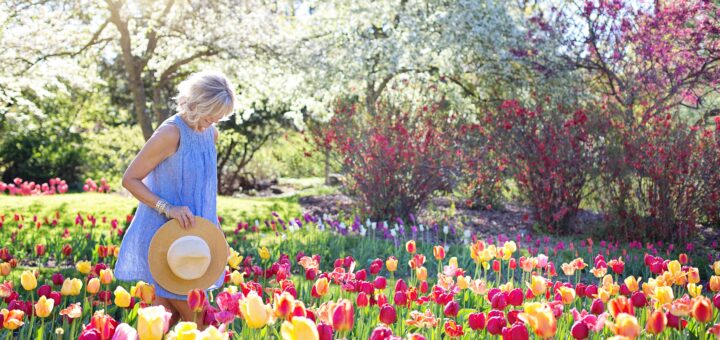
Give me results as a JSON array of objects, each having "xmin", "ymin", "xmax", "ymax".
[{"xmin": 166, "ymin": 235, "xmax": 211, "ymax": 280}]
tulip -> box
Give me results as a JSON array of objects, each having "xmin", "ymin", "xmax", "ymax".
[
  {"xmin": 369, "ymin": 325, "xmax": 394, "ymax": 340},
  {"xmin": 527, "ymin": 275, "xmax": 546, "ymax": 297},
  {"xmin": 491, "ymin": 292, "xmax": 507, "ymax": 310},
  {"xmin": 609, "ymin": 313, "xmax": 641, "ymax": 338},
  {"xmin": 274, "ymin": 291, "xmax": 295, "ymax": 320},
  {"xmin": 502, "ymin": 321, "xmax": 529, "ymax": 340},
  {"xmin": 406, "ymin": 240, "xmax": 416, "ymax": 254},
  {"xmin": 0, "ymin": 262, "xmax": 10, "ymax": 276},
  {"xmin": 653, "ymin": 286, "xmax": 674, "ymax": 308},
  {"xmin": 468, "ymin": 312, "xmax": 486, "ymax": 330},
  {"xmin": 61, "ymin": 278, "xmax": 83, "ymax": 296},
  {"xmin": 227, "ymin": 249, "xmax": 242, "ymax": 269},
  {"xmin": 137, "ymin": 305, "xmax": 172, "ymax": 340},
  {"xmin": 433, "ymin": 246, "xmax": 445, "ymax": 260},
  {"xmin": 281, "ymin": 316, "xmax": 319, "ymax": 340},
  {"xmin": 316, "ymin": 322, "xmax": 333, "ymax": 340},
  {"xmin": 630, "ymin": 291, "xmax": 647, "ymax": 308},
  {"xmin": 61, "ymin": 244, "xmax": 73, "ymax": 257},
  {"xmin": 166, "ymin": 322, "xmax": 200, "ymax": 339},
  {"xmin": 709, "ymin": 276, "xmax": 720, "ymax": 292},
  {"xmin": 444, "ymin": 300, "xmax": 460, "ymax": 317},
  {"xmin": 131, "ymin": 281, "xmax": 156, "ymax": 305},
  {"xmin": 357, "ymin": 292, "xmax": 369, "ymax": 307},
  {"xmin": 99, "ymin": 268, "xmax": 114, "ymax": 285},
  {"xmin": 76, "ymin": 260, "xmax": 92, "ymax": 274},
  {"xmin": 608, "ymin": 296, "xmax": 634, "ymax": 318},
  {"xmin": 508, "ymin": 288, "xmax": 524, "ymax": 306},
  {"xmin": 416, "ymin": 267, "xmax": 427, "ymax": 281},
  {"xmin": 386, "ymin": 257, "xmax": 398, "ymax": 272},
  {"xmin": 1, "ymin": 308, "xmax": 25, "ymax": 330},
  {"xmin": 187, "ymin": 289, "xmax": 206, "ymax": 312},
  {"xmin": 239, "ymin": 291, "xmax": 271, "ymax": 328},
  {"xmin": 369, "ymin": 259, "xmax": 383, "ymax": 274},
  {"xmin": 113, "ymin": 323, "xmax": 139, "ymax": 340},
  {"xmin": 258, "ymin": 246, "xmax": 270, "ymax": 260},
  {"xmin": 87, "ymin": 277, "xmax": 101, "ymax": 294},
  {"xmin": 714, "ymin": 293, "xmax": 720, "ymax": 309},
  {"xmin": 20, "ymin": 270, "xmax": 37, "ymax": 291},
  {"xmin": 486, "ymin": 316, "xmax": 505, "ymax": 335},
  {"xmin": 114, "ymin": 286, "xmax": 131, "ymax": 308},
  {"xmin": 558, "ymin": 286, "xmax": 576, "ymax": 305},
  {"xmin": 646, "ymin": 310, "xmax": 667, "ymax": 335},
  {"xmin": 444, "ymin": 320, "xmax": 464, "ymax": 337},
  {"xmin": 35, "ymin": 295, "xmax": 54, "ymax": 318},
  {"xmin": 692, "ymin": 296, "xmax": 713, "ymax": 323},
  {"xmin": 331, "ymin": 299, "xmax": 354, "ymax": 332},
  {"xmin": 38, "ymin": 284, "xmax": 52, "ymax": 297},
  {"xmin": 312, "ymin": 278, "xmax": 329, "ymax": 298},
  {"xmin": 52, "ymin": 273, "xmax": 64, "ymax": 286},
  {"xmin": 688, "ymin": 268, "xmax": 700, "ymax": 284},
  {"xmin": 518, "ymin": 302, "xmax": 557, "ymax": 339},
  {"xmin": 59, "ymin": 303, "xmax": 82, "ymax": 322},
  {"xmin": 379, "ymin": 304, "xmax": 397, "ymax": 324},
  {"xmin": 374, "ymin": 276, "xmax": 387, "ymax": 290},
  {"xmin": 571, "ymin": 321, "xmax": 589, "ymax": 339},
  {"xmin": 35, "ymin": 244, "xmax": 46, "ymax": 257}
]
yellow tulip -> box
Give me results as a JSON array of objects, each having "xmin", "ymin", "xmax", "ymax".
[
  {"xmin": 687, "ymin": 268, "xmax": 700, "ymax": 284},
  {"xmin": 653, "ymin": 286, "xmax": 674, "ymax": 308},
  {"xmin": 448, "ymin": 257, "xmax": 458, "ymax": 268},
  {"xmin": 624, "ymin": 276, "xmax": 640, "ymax": 293},
  {"xmin": 687, "ymin": 283, "xmax": 703, "ymax": 298},
  {"xmin": 35, "ymin": 295, "xmax": 54, "ymax": 318},
  {"xmin": 527, "ymin": 275, "xmax": 546, "ymax": 297},
  {"xmin": 386, "ymin": 257, "xmax": 398, "ymax": 272},
  {"xmin": 712, "ymin": 261, "xmax": 720, "ymax": 275},
  {"xmin": 75, "ymin": 260, "xmax": 92, "ymax": 274},
  {"xmin": 61, "ymin": 278, "xmax": 83, "ymax": 296},
  {"xmin": 503, "ymin": 241, "xmax": 517, "ymax": 253},
  {"xmin": 230, "ymin": 271, "xmax": 245, "ymax": 285},
  {"xmin": 228, "ymin": 249, "xmax": 242, "ymax": 269},
  {"xmin": 201, "ymin": 325, "xmax": 229, "ymax": 340},
  {"xmin": 99, "ymin": 269, "xmax": 114, "ymax": 285},
  {"xmin": 137, "ymin": 305, "xmax": 172, "ymax": 340},
  {"xmin": 596, "ymin": 287, "xmax": 611, "ymax": 304},
  {"xmin": 457, "ymin": 275, "xmax": 471, "ymax": 290},
  {"xmin": 114, "ymin": 286, "xmax": 131, "ymax": 308},
  {"xmin": 415, "ymin": 267, "xmax": 427, "ymax": 281},
  {"xmin": 499, "ymin": 281, "xmax": 514, "ymax": 293},
  {"xmin": 281, "ymin": 316, "xmax": 319, "ymax": 340},
  {"xmin": 709, "ymin": 276, "xmax": 720, "ymax": 292},
  {"xmin": 20, "ymin": 270, "xmax": 37, "ymax": 291},
  {"xmin": 258, "ymin": 247, "xmax": 271, "ymax": 260},
  {"xmin": 239, "ymin": 291, "xmax": 270, "ymax": 328},
  {"xmin": 87, "ymin": 278, "xmax": 101, "ymax": 294},
  {"xmin": 166, "ymin": 322, "xmax": 201, "ymax": 340}
]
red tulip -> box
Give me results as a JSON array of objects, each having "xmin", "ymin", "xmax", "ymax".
[
  {"xmin": 187, "ymin": 289, "xmax": 206, "ymax": 312},
  {"xmin": 486, "ymin": 316, "xmax": 506, "ymax": 335},
  {"xmin": 571, "ymin": 321, "xmax": 589, "ymax": 339},
  {"xmin": 509, "ymin": 258, "xmax": 517, "ymax": 270},
  {"xmin": 491, "ymin": 292, "xmax": 508, "ymax": 310},
  {"xmin": 51, "ymin": 273, "xmax": 64, "ymax": 286},
  {"xmin": 630, "ymin": 292, "xmax": 647, "ymax": 308},
  {"xmin": 646, "ymin": 310, "xmax": 667, "ymax": 335},
  {"xmin": 357, "ymin": 292, "xmax": 369, "ymax": 307},
  {"xmin": 318, "ymin": 322, "xmax": 333, "ymax": 340},
  {"xmin": 355, "ymin": 269, "xmax": 367, "ymax": 281},
  {"xmin": 394, "ymin": 279, "xmax": 407, "ymax": 292},
  {"xmin": 369, "ymin": 259, "xmax": 383, "ymax": 274},
  {"xmin": 35, "ymin": 244, "xmax": 46, "ymax": 257},
  {"xmin": 468, "ymin": 312, "xmax": 486, "ymax": 330},
  {"xmin": 590, "ymin": 299, "xmax": 604, "ymax": 315},
  {"xmin": 61, "ymin": 244, "xmax": 72, "ymax": 257},
  {"xmin": 444, "ymin": 320, "xmax": 464, "ymax": 337},
  {"xmin": 492, "ymin": 260, "xmax": 501, "ymax": 272},
  {"xmin": 378, "ymin": 304, "xmax": 397, "ymax": 324},
  {"xmin": 508, "ymin": 288, "xmax": 524, "ymax": 306},
  {"xmin": 713, "ymin": 293, "xmax": 720, "ymax": 310},
  {"xmin": 374, "ymin": 276, "xmax": 387, "ymax": 290},
  {"xmin": 678, "ymin": 253, "xmax": 688, "ymax": 265},
  {"xmin": 406, "ymin": 240, "xmax": 416, "ymax": 254},
  {"xmin": 393, "ymin": 290, "xmax": 407, "ymax": 306},
  {"xmin": 444, "ymin": 300, "xmax": 459, "ymax": 317},
  {"xmin": 331, "ymin": 299, "xmax": 354, "ymax": 332},
  {"xmin": 419, "ymin": 280, "xmax": 429, "ymax": 294},
  {"xmin": 502, "ymin": 321, "xmax": 529, "ymax": 340}
]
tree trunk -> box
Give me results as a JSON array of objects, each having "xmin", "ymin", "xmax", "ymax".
[{"xmin": 324, "ymin": 146, "xmax": 330, "ymax": 185}]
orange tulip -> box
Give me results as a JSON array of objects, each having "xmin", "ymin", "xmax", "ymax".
[
  {"xmin": 646, "ymin": 310, "xmax": 667, "ymax": 335},
  {"xmin": 405, "ymin": 241, "xmax": 416, "ymax": 254},
  {"xmin": 692, "ymin": 296, "xmax": 713, "ymax": 323},
  {"xmin": 416, "ymin": 267, "xmax": 428, "ymax": 282},
  {"xmin": 34, "ymin": 295, "xmax": 54, "ymax": 318},
  {"xmin": 0, "ymin": 263, "xmax": 10, "ymax": 276},
  {"xmin": 609, "ymin": 313, "xmax": 641, "ymax": 339},
  {"xmin": 187, "ymin": 289, "xmax": 206, "ymax": 312},
  {"xmin": 709, "ymin": 276, "xmax": 720, "ymax": 292},
  {"xmin": 669, "ymin": 295, "xmax": 693, "ymax": 317},
  {"xmin": 608, "ymin": 296, "xmax": 634, "ymax": 318},
  {"xmin": 131, "ymin": 281, "xmax": 156, "ymax": 304},
  {"xmin": 99, "ymin": 268, "xmax": 113, "ymax": 285},
  {"xmin": 688, "ymin": 268, "xmax": 700, "ymax": 284},
  {"xmin": 518, "ymin": 302, "xmax": 557, "ymax": 339},
  {"xmin": 87, "ymin": 277, "xmax": 100, "ymax": 294},
  {"xmin": 405, "ymin": 310, "xmax": 438, "ymax": 328},
  {"xmin": 624, "ymin": 276, "xmax": 640, "ymax": 293},
  {"xmin": 1, "ymin": 308, "xmax": 24, "ymax": 330},
  {"xmin": 558, "ymin": 286, "xmax": 576, "ymax": 305},
  {"xmin": 331, "ymin": 299, "xmax": 354, "ymax": 332},
  {"xmin": 313, "ymin": 277, "xmax": 329, "ymax": 297},
  {"xmin": 433, "ymin": 246, "xmax": 445, "ymax": 261}
]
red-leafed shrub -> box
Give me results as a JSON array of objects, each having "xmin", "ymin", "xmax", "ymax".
[
  {"xmin": 482, "ymin": 99, "xmax": 603, "ymax": 235},
  {"xmin": 321, "ymin": 95, "xmax": 463, "ymax": 220},
  {"xmin": 598, "ymin": 114, "xmax": 720, "ymax": 242}
]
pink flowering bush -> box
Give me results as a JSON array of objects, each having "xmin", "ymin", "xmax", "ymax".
[{"xmin": 0, "ymin": 177, "xmax": 69, "ymax": 196}]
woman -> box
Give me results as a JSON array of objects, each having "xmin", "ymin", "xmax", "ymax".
[{"xmin": 115, "ymin": 71, "xmax": 236, "ymax": 326}]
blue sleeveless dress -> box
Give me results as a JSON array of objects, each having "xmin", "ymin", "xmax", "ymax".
[{"xmin": 115, "ymin": 114, "xmax": 225, "ymax": 300}]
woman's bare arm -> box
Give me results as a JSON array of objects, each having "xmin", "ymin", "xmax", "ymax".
[{"xmin": 121, "ymin": 125, "xmax": 196, "ymax": 229}]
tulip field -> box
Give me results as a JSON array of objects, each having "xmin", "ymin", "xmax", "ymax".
[{"xmin": 1, "ymin": 191, "xmax": 720, "ymax": 340}]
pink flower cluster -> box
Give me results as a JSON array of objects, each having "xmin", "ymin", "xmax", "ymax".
[
  {"xmin": 0, "ymin": 177, "xmax": 68, "ymax": 196},
  {"xmin": 83, "ymin": 178, "xmax": 111, "ymax": 193}
]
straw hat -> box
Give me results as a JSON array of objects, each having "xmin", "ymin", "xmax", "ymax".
[{"xmin": 148, "ymin": 216, "xmax": 228, "ymax": 295}]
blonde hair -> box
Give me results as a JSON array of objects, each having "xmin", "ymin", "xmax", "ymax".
[{"xmin": 175, "ymin": 71, "xmax": 237, "ymax": 125}]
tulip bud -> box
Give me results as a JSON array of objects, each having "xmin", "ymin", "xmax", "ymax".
[
  {"xmin": 590, "ymin": 299, "xmax": 604, "ymax": 315},
  {"xmin": 468, "ymin": 312, "xmax": 486, "ymax": 330},
  {"xmin": 571, "ymin": 321, "xmax": 589, "ymax": 339},
  {"xmin": 444, "ymin": 300, "xmax": 459, "ymax": 317},
  {"xmin": 357, "ymin": 292, "xmax": 369, "ymax": 307},
  {"xmin": 630, "ymin": 291, "xmax": 647, "ymax": 308},
  {"xmin": 317, "ymin": 322, "xmax": 333, "ymax": 340},
  {"xmin": 374, "ymin": 276, "xmax": 387, "ymax": 290},
  {"xmin": 51, "ymin": 273, "xmax": 64, "ymax": 286},
  {"xmin": 378, "ymin": 304, "xmax": 397, "ymax": 324}
]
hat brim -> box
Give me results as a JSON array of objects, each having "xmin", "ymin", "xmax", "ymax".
[{"xmin": 148, "ymin": 216, "xmax": 228, "ymax": 296}]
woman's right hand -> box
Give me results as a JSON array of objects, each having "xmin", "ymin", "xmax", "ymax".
[{"xmin": 166, "ymin": 205, "xmax": 196, "ymax": 230}]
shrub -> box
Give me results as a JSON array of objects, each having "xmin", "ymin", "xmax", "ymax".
[
  {"xmin": 599, "ymin": 114, "xmax": 720, "ymax": 242},
  {"xmin": 483, "ymin": 99, "xmax": 603, "ymax": 235},
  {"xmin": 325, "ymin": 95, "xmax": 463, "ymax": 220}
]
